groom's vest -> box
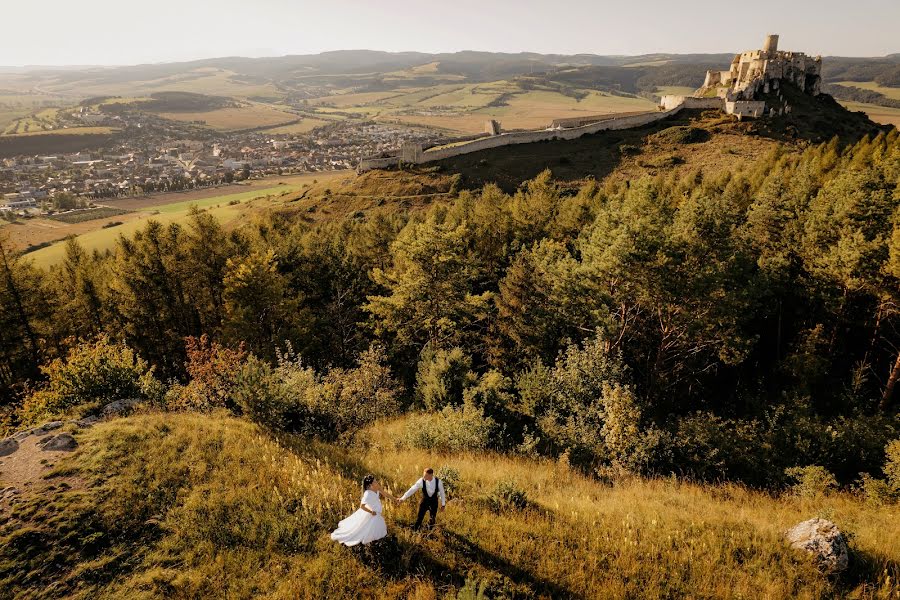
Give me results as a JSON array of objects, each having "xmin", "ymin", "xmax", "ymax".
[{"xmin": 421, "ymin": 478, "xmax": 440, "ymax": 501}]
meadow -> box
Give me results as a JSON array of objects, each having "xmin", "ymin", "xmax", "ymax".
[
  {"xmin": 2, "ymin": 410, "xmax": 896, "ymax": 599},
  {"xmin": 306, "ymin": 80, "xmax": 657, "ymax": 134},
  {"xmin": 156, "ymin": 102, "xmax": 300, "ymax": 131},
  {"xmin": 835, "ymin": 81, "xmax": 900, "ymax": 101},
  {"xmin": 839, "ymin": 101, "xmax": 900, "ymax": 127}
]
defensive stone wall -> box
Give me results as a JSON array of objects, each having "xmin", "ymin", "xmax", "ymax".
[
  {"xmin": 660, "ymin": 96, "xmax": 724, "ymax": 111},
  {"xmin": 357, "ymin": 104, "xmax": 697, "ymax": 173}
]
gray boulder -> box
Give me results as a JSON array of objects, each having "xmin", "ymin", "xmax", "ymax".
[
  {"xmin": 0, "ymin": 438, "xmax": 18, "ymax": 457},
  {"xmin": 71, "ymin": 415, "xmax": 99, "ymax": 429},
  {"xmin": 785, "ymin": 518, "xmax": 849, "ymax": 573},
  {"xmin": 100, "ymin": 399, "xmax": 141, "ymax": 419},
  {"xmin": 32, "ymin": 421, "xmax": 64, "ymax": 436},
  {"xmin": 38, "ymin": 433, "xmax": 78, "ymax": 452}
]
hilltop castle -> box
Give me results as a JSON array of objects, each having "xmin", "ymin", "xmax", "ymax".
[
  {"xmin": 661, "ymin": 34, "xmax": 822, "ymax": 118},
  {"xmin": 358, "ymin": 35, "xmax": 824, "ymax": 172},
  {"xmin": 702, "ymin": 34, "xmax": 822, "ymax": 100}
]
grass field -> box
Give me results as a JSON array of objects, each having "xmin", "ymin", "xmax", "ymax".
[
  {"xmin": 8, "ymin": 172, "xmax": 349, "ymax": 267},
  {"xmin": 2, "ymin": 410, "xmax": 896, "ymax": 598},
  {"xmin": 262, "ymin": 117, "xmax": 332, "ymax": 134},
  {"xmin": 835, "ymin": 81, "xmax": 900, "ymax": 101},
  {"xmin": 840, "ymin": 101, "xmax": 900, "ymax": 127},
  {"xmin": 0, "ymin": 126, "xmax": 118, "ymax": 138},
  {"xmin": 157, "ymin": 102, "xmax": 299, "ymax": 131},
  {"xmin": 305, "ymin": 80, "xmax": 657, "ymax": 134}
]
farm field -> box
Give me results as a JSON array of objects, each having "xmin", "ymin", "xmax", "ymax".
[
  {"xmin": 305, "ymin": 81, "xmax": 657, "ymax": 134},
  {"xmin": 262, "ymin": 117, "xmax": 332, "ymax": 134},
  {"xmin": 840, "ymin": 101, "xmax": 900, "ymax": 127},
  {"xmin": 834, "ymin": 81, "xmax": 900, "ymax": 100},
  {"xmin": 32, "ymin": 68, "xmax": 285, "ymax": 100},
  {"xmin": 156, "ymin": 102, "xmax": 299, "ymax": 131},
  {"xmin": 3, "ymin": 172, "xmax": 349, "ymax": 266},
  {"xmin": 0, "ymin": 126, "xmax": 118, "ymax": 138}
]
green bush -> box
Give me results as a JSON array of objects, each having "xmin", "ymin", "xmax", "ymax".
[
  {"xmin": 436, "ymin": 465, "xmax": 461, "ymax": 498},
  {"xmin": 651, "ymin": 126, "xmax": 709, "ymax": 144},
  {"xmin": 313, "ymin": 346, "xmax": 401, "ymax": 440},
  {"xmin": 487, "ymin": 479, "xmax": 528, "ymax": 512},
  {"xmin": 404, "ymin": 403, "xmax": 496, "ymax": 452},
  {"xmin": 20, "ymin": 336, "xmax": 161, "ymax": 424},
  {"xmin": 462, "ymin": 369, "xmax": 515, "ymax": 420},
  {"xmin": 415, "ymin": 345, "xmax": 477, "ymax": 410},
  {"xmin": 785, "ymin": 465, "xmax": 838, "ymax": 498},
  {"xmin": 856, "ymin": 473, "xmax": 896, "ymax": 506},
  {"xmin": 886, "ymin": 439, "xmax": 900, "ymax": 493},
  {"xmin": 232, "ymin": 354, "xmax": 308, "ymax": 431}
]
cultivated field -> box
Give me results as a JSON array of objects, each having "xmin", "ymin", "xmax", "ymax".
[
  {"xmin": 156, "ymin": 102, "xmax": 299, "ymax": 131},
  {"xmin": 306, "ymin": 80, "xmax": 657, "ymax": 134},
  {"xmin": 840, "ymin": 101, "xmax": 900, "ymax": 127},
  {"xmin": 835, "ymin": 81, "xmax": 900, "ymax": 100}
]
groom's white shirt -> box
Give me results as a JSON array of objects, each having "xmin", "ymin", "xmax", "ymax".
[{"xmin": 400, "ymin": 477, "xmax": 446, "ymax": 506}]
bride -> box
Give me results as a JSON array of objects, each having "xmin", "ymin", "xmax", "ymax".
[{"xmin": 331, "ymin": 475, "xmax": 396, "ymax": 546}]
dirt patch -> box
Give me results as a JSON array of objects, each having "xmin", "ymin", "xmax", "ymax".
[{"xmin": 0, "ymin": 427, "xmax": 86, "ymax": 510}]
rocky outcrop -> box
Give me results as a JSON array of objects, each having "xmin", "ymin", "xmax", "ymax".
[
  {"xmin": 100, "ymin": 398, "xmax": 141, "ymax": 419},
  {"xmin": 0, "ymin": 438, "xmax": 18, "ymax": 457},
  {"xmin": 785, "ymin": 518, "xmax": 849, "ymax": 573},
  {"xmin": 38, "ymin": 433, "xmax": 77, "ymax": 452},
  {"xmin": 0, "ymin": 399, "xmax": 140, "ymax": 455}
]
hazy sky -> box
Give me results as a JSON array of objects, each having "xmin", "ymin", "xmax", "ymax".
[{"xmin": 2, "ymin": 0, "xmax": 898, "ymax": 66}]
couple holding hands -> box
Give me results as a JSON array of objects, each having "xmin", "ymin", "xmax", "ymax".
[{"xmin": 330, "ymin": 468, "xmax": 447, "ymax": 546}]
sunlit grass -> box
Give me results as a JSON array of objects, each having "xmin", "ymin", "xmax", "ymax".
[{"xmin": 3, "ymin": 411, "xmax": 896, "ymax": 598}]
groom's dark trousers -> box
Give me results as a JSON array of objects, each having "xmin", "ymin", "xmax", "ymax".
[{"xmin": 413, "ymin": 492, "xmax": 438, "ymax": 530}]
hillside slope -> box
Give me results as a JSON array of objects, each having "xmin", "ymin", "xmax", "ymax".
[{"xmin": 2, "ymin": 412, "xmax": 897, "ymax": 599}]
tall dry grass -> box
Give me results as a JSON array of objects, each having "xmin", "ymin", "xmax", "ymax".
[{"xmin": 2, "ymin": 411, "xmax": 897, "ymax": 599}]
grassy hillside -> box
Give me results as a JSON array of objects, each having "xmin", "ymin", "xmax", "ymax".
[{"xmin": 2, "ymin": 411, "xmax": 897, "ymax": 599}]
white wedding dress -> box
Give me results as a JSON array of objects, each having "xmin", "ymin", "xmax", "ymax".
[{"xmin": 330, "ymin": 489, "xmax": 387, "ymax": 546}]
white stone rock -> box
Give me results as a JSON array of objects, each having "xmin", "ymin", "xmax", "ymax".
[{"xmin": 785, "ymin": 518, "xmax": 849, "ymax": 573}]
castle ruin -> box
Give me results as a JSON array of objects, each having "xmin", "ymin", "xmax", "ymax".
[
  {"xmin": 662, "ymin": 34, "xmax": 822, "ymax": 119},
  {"xmin": 702, "ymin": 34, "xmax": 822, "ymax": 100}
]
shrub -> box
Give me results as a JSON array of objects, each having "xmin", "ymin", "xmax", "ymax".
[
  {"xmin": 673, "ymin": 412, "xmax": 771, "ymax": 483},
  {"xmin": 313, "ymin": 346, "xmax": 402, "ymax": 440},
  {"xmin": 856, "ymin": 473, "xmax": 896, "ymax": 506},
  {"xmin": 886, "ymin": 439, "xmax": 900, "ymax": 493},
  {"xmin": 435, "ymin": 465, "xmax": 460, "ymax": 498},
  {"xmin": 166, "ymin": 335, "xmax": 247, "ymax": 412},
  {"xmin": 404, "ymin": 403, "xmax": 496, "ymax": 452},
  {"xmin": 651, "ymin": 126, "xmax": 709, "ymax": 144},
  {"xmin": 599, "ymin": 383, "xmax": 663, "ymax": 474},
  {"xmin": 462, "ymin": 369, "xmax": 515, "ymax": 420},
  {"xmin": 232, "ymin": 355, "xmax": 305, "ymax": 431},
  {"xmin": 20, "ymin": 335, "xmax": 160, "ymax": 424},
  {"xmin": 785, "ymin": 465, "xmax": 838, "ymax": 498},
  {"xmin": 415, "ymin": 345, "xmax": 477, "ymax": 410},
  {"xmin": 487, "ymin": 479, "xmax": 528, "ymax": 512}
]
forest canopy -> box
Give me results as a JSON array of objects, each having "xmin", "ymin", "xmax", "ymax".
[{"xmin": 2, "ymin": 129, "xmax": 900, "ymax": 487}]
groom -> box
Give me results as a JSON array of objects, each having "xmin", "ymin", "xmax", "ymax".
[{"xmin": 397, "ymin": 467, "xmax": 447, "ymax": 530}]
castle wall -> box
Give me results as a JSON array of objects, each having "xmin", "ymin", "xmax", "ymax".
[
  {"xmin": 660, "ymin": 96, "xmax": 724, "ymax": 110},
  {"xmin": 411, "ymin": 107, "xmax": 683, "ymax": 164},
  {"xmin": 357, "ymin": 156, "xmax": 401, "ymax": 172},
  {"xmin": 725, "ymin": 100, "xmax": 766, "ymax": 118}
]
